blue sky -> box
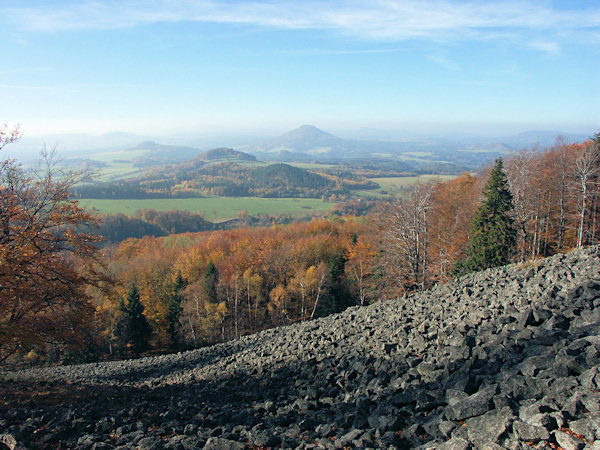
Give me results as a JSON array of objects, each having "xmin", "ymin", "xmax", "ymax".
[{"xmin": 2, "ymin": 0, "xmax": 599, "ymax": 137}]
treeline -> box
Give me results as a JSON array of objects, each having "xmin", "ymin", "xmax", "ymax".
[
  {"xmin": 72, "ymin": 162, "xmax": 378, "ymax": 200},
  {"xmin": 95, "ymin": 209, "xmax": 216, "ymax": 242},
  {"xmin": 95, "ymin": 209, "xmax": 327, "ymax": 243}
]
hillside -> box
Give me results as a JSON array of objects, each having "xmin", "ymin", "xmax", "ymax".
[
  {"xmin": 2, "ymin": 246, "xmax": 600, "ymax": 448},
  {"xmin": 250, "ymin": 163, "xmax": 332, "ymax": 191},
  {"xmin": 196, "ymin": 147, "xmax": 256, "ymax": 162}
]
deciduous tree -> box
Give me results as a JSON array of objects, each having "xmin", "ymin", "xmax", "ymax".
[{"xmin": 0, "ymin": 131, "xmax": 104, "ymax": 360}]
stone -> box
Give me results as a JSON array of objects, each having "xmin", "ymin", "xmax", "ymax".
[
  {"xmin": 335, "ymin": 429, "xmax": 362, "ymax": 447},
  {"xmin": 202, "ymin": 437, "xmax": 245, "ymax": 450},
  {"xmin": 436, "ymin": 437, "xmax": 472, "ymax": 450},
  {"xmin": 552, "ymin": 430, "xmax": 585, "ymax": 450},
  {"xmin": 136, "ymin": 437, "xmax": 165, "ymax": 450},
  {"xmin": 512, "ymin": 421, "xmax": 550, "ymax": 442},
  {"xmin": 465, "ymin": 406, "xmax": 513, "ymax": 445},
  {"xmin": 568, "ymin": 415, "xmax": 600, "ymax": 442},
  {"xmin": 445, "ymin": 385, "xmax": 498, "ymax": 421}
]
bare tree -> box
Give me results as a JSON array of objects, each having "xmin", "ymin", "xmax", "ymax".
[
  {"xmin": 552, "ymin": 137, "xmax": 572, "ymax": 250},
  {"xmin": 573, "ymin": 142, "xmax": 600, "ymax": 248},
  {"xmin": 506, "ymin": 147, "xmax": 541, "ymax": 261},
  {"xmin": 381, "ymin": 182, "xmax": 434, "ymax": 293}
]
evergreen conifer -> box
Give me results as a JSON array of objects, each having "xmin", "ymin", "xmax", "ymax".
[
  {"xmin": 118, "ymin": 283, "xmax": 152, "ymax": 356},
  {"xmin": 456, "ymin": 158, "xmax": 516, "ymax": 275},
  {"xmin": 166, "ymin": 273, "xmax": 184, "ymax": 349}
]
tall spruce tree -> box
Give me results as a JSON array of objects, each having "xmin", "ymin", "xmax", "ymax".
[
  {"xmin": 204, "ymin": 260, "xmax": 219, "ymax": 303},
  {"xmin": 166, "ymin": 273, "xmax": 184, "ymax": 350},
  {"xmin": 118, "ymin": 283, "xmax": 152, "ymax": 356},
  {"xmin": 456, "ymin": 158, "xmax": 516, "ymax": 275}
]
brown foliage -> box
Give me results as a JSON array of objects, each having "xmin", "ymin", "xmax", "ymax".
[{"xmin": 0, "ymin": 144, "xmax": 105, "ymax": 360}]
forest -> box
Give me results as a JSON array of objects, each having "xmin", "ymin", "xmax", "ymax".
[{"xmin": 1, "ymin": 128, "xmax": 599, "ymax": 365}]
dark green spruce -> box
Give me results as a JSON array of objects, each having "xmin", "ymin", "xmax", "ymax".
[
  {"xmin": 117, "ymin": 283, "xmax": 152, "ymax": 356},
  {"xmin": 455, "ymin": 158, "xmax": 516, "ymax": 275},
  {"xmin": 166, "ymin": 272, "xmax": 185, "ymax": 350}
]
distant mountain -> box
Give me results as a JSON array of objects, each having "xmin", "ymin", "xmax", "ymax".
[
  {"xmin": 248, "ymin": 125, "xmax": 593, "ymax": 168},
  {"xmin": 131, "ymin": 141, "xmax": 202, "ymax": 159},
  {"xmin": 6, "ymin": 131, "xmax": 155, "ymax": 160},
  {"xmin": 196, "ymin": 147, "xmax": 256, "ymax": 162},
  {"xmin": 250, "ymin": 125, "xmax": 502, "ymax": 165},
  {"xmin": 253, "ymin": 125, "xmax": 345, "ymax": 153},
  {"xmin": 499, "ymin": 131, "xmax": 589, "ymax": 148}
]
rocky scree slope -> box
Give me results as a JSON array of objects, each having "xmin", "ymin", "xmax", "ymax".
[{"xmin": 2, "ymin": 246, "xmax": 600, "ymax": 449}]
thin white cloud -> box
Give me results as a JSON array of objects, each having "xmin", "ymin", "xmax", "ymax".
[
  {"xmin": 4, "ymin": 0, "xmax": 600, "ymax": 47},
  {"xmin": 426, "ymin": 53, "xmax": 460, "ymax": 71},
  {"xmin": 528, "ymin": 40, "xmax": 561, "ymax": 55}
]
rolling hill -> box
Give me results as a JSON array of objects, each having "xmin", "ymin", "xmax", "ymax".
[{"xmin": 196, "ymin": 147, "xmax": 256, "ymax": 162}]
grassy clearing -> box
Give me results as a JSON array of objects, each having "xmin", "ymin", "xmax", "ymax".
[
  {"xmin": 89, "ymin": 150, "xmax": 148, "ymax": 181},
  {"xmin": 374, "ymin": 174, "xmax": 455, "ymax": 190},
  {"xmin": 355, "ymin": 174, "xmax": 457, "ymax": 198},
  {"xmin": 80, "ymin": 197, "xmax": 335, "ymax": 222}
]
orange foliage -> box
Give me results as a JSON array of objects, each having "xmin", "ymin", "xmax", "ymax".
[{"xmin": 0, "ymin": 149, "xmax": 105, "ymax": 359}]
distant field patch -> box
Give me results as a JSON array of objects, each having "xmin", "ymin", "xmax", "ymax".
[
  {"xmin": 89, "ymin": 150, "xmax": 147, "ymax": 181},
  {"xmin": 356, "ymin": 175, "xmax": 456, "ymax": 197},
  {"xmin": 287, "ymin": 162, "xmax": 337, "ymax": 169},
  {"xmin": 80, "ymin": 197, "xmax": 335, "ymax": 222},
  {"xmin": 401, "ymin": 151, "xmax": 433, "ymax": 157}
]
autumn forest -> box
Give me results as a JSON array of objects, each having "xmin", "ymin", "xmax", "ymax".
[{"xmin": 1, "ymin": 129, "xmax": 599, "ymax": 365}]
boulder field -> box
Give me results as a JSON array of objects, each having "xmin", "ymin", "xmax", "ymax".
[{"xmin": 1, "ymin": 246, "xmax": 600, "ymax": 449}]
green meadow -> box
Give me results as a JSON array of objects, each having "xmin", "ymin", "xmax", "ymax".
[
  {"xmin": 374, "ymin": 175, "xmax": 455, "ymax": 191},
  {"xmin": 80, "ymin": 197, "xmax": 336, "ymax": 222},
  {"xmin": 89, "ymin": 150, "xmax": 146, "ymax": 180},
  {"xmin": 354, "ymin": 175, "xmax": 457, "ymax": 198}
]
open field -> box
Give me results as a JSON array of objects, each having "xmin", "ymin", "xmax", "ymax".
[
  {"xmin": 79, "ymin": 197, "xmax": 335, "ymax": 222},
  {"xmin": 89, "ymin": 150, "xmax": 147, "ymax": 181},
  {"xmin": 374, "ymin": 174, "xmax": 456, "ymax": 190},
  {"xmin": 353, "ymin": 174, "xmax": 456, "ymax": 198}
]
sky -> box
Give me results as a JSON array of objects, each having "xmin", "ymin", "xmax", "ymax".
[{"xmin": 1, "ymin": 0, "xmax": 599, "ymax": 138}]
